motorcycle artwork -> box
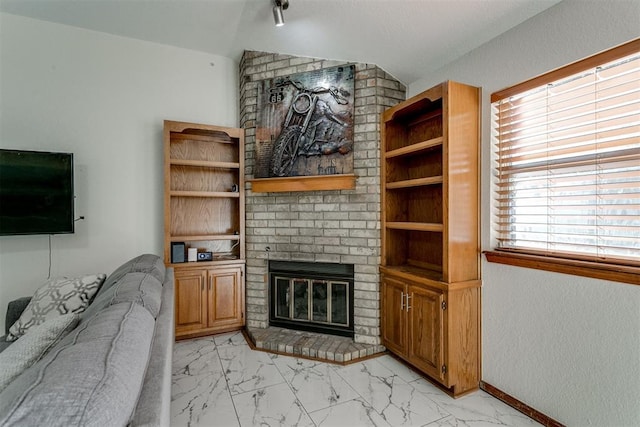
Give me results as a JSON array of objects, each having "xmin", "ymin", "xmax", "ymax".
[{"xmin": 255, "ymin": 65, "xmax": 355, "ymax": 178}]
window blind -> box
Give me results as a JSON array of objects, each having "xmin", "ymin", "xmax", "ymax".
[{"xmin": 492, "ymin": 42, "xmax": 640, "ymax": 264}]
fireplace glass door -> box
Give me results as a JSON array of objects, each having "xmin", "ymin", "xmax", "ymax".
[
  {"xmin": 274, "ymin": 277, "xmax": 350, "ymax": 327},
  {"xmin": 269, "ymin": 260, "xmax": 354, "ymax": 337},
  {"xmin": 312, "ymin": 280, "xmax": 328, "ymax": 323}
]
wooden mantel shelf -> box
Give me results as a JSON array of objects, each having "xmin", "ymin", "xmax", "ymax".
[{"xmin": 248, "ymin": 174, "xmax": 356, "ymax": 193}]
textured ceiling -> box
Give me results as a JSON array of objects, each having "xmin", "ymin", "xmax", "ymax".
[{"xmin": 0, "ymin": 0, "xmax": 561, "ymax": 85}]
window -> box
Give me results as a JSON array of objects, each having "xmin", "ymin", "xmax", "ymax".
[{"xmin": 488, "ymin": 39, "xmax": 640, "ymax": 285}]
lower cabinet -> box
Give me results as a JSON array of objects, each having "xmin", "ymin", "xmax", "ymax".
[
  {"xmin": 381, "ymin": 271, "xmax": 480, "ymax": 397},
  {"xmin": 174, "ymin": 263, "xmax": 245, "ymax": 339}
]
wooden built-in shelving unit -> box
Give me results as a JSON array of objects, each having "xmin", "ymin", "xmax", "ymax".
[
  {"xmin": 380, "ymin": 81, "xmax": 481, "ymax": 397},
  {"xmin": 163, "ymin": 120, "xmax": 246, "ymax": 340}
]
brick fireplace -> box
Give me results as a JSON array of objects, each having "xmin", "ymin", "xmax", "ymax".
[{"xmin": 239, "ymin": 51, "xmax": 405, "ymax": 358}]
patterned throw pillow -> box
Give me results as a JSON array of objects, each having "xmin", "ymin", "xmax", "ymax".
[
  {"xmin": 0, "ymin": 313, "xmax": 79, "ymax": 392},
  {"xmin": 6, "ymin": 273, "xmax": 106, "ymax": 341}
]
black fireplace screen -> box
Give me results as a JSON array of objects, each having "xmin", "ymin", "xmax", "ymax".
[{"xmin": 269, "ymin": 260, "xmax": 354, "ymax": 337}]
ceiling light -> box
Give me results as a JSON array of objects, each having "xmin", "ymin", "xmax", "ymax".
[
  {"xmin": 273, "ymin": 0, "xmax": 289, "ymax": 27},
  {"xmin": 273, "ymin": 5, "xmax": 284, "ymax": 26}
]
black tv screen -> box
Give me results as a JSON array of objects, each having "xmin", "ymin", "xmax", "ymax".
[{"xmin": 0, "ymin": 149, "xmax": 74, "ymax": 235}]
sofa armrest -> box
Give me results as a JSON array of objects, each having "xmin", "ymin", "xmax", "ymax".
[
  {"xmin": 6, "ymin": 297, "xmax": 31, "ymax": 335},
  {"xmin": 129, "ymin": 267, "xmax": 175, "ymax": 427}
]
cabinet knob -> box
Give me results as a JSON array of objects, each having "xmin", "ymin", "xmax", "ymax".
[
  {"xmin": 406, "ymin": 293, "xmax": 412, "ymax": 310},
  {"xmin": 400, "ymin": 292, "xmax": 405, "ymax": 310}
]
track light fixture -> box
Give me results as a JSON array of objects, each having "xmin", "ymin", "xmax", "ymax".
[{"xmin": 273, "ymin": 0, "xmax": 289, "ymax": 27}]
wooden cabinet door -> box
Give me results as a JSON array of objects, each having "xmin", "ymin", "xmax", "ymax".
[
  {"xmin": 408, "ymin": 285, "xmax": 446, "ymax": 383},
  {"xmin": 207, "ymin": 266, "xmax": 243, "ymax": 329},
  {"xmin": 381, "ymin": 276, "xmax": 407, "ymax": 355},
  {"xmin": 174, "ymin": 269, "xmax": 208, "ymax": 335}
]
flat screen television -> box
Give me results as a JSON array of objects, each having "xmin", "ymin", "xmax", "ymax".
[{"xmin": 0, "ymin": 149, "xmax": 74, "ymax": 236}]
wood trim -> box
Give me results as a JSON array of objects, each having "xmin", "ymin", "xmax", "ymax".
[
  {"xmin": 386, "ymin": 176, "xmax": 443, "ymax": 189},
  {"xmin": 386, "ymin": 222, "xmax": 444, "ymax": 232},
  {"xmin": 480, "ymin": 381, "xmax": 566, "ymax": 427},
  {"xmin": 248, "ymin": 174, "xmax": 356, "ymax": 193},
  {"xmin": 170, "ymin": 190, "xmax": 240, "ymax": 198},
  {"xmin": 170, "ymin": 159, "xmax": 240, "ymax": 169},
  {"xmin": 380, "ymin": 265, "xmax": 481, "ymax": 292},
  {"xmin": 171, "ymin": 259, "xmax": 245, "ymax": 268},
  {"xmin": 170, "ymin": 234, "xmax": 240, "ymax": 242},
  {"xmin": 175, "ymin": 325, "xmax": 243, "ymax": 340},
  {"xmin": 484, "ymin": 250, "xmax": 640, "ymax": 286},
  {"xmin": 491, "ymin": 38, "xmax": 640, "ymax": 102},
  {"xmin": 166, "ymin": 121, "xmax": 244, "ymax": 139},
  {"xmin": 384, "ymin": 136, "xmax": 443, "ymax": 158},
  {"xmin": 384, "ymin": 83, "xmax": 444, "ymax": 121},
  {"xmin": 169, "ymin": 132, "xmax": 239, "ymax": 143}
]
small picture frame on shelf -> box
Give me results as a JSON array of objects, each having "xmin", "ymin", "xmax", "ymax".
[{"xmin": 171, "ymin": 242, "xmax": 186, "ymax": 263}]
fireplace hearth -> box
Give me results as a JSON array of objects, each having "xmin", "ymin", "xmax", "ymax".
[{"xmin": 269, "ymin": 260, "xmax": 354, "ymax": 337}]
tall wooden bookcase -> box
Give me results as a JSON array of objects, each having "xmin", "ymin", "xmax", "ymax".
[
  {"xmin": 163, "ymin": 120, "xmax": 245, "ymax": 340},
  {"xmin": 380, "ymin": 81, "xmax": 481, "ymax": 397}
]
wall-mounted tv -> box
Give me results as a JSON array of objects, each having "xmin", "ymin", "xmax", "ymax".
[{"xmin": 0, "ymin": 149, "xmax": 74, "ymax": 236}]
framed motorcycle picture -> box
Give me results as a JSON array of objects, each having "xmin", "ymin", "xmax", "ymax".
[{"xmin": 254, "ymin": 65, "xmax": 355, "ymax": 185}]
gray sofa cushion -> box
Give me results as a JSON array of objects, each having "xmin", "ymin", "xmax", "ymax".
[
  {"xmin": 129, "ymin": 268, "xmax": 175, "ymax": 427},
  {"xmin": 111, "ymin": 272, "xmax": 163, "ymax": 318},
  {"xmin": 81, "ymin": 272, "xmax": 163, "ymax": 322},
  {"xmin": 97, "ymin": 254, "xmax": 165, "ymax": 298},
  {"xmin": 0, "ymin": 314, "xmax": 79, "ymax": 392},
  {"xmin": 0, "ymin": 302, "xmax": 155, "ymax": 427}
]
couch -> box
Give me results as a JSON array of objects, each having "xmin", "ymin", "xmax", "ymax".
[{"xmin": 0, "ymin": 254, "xmax": 175, "ymax": 427}]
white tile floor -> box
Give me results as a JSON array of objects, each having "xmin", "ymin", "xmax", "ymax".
[{"xmin": 171, "ymin": 332, "xmax": 541, "ymax": 427}]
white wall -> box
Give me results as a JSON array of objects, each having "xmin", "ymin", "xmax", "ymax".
[
  {"xmin": 0, "ymin": 13, "xmax": 238, "ymax": 332},
  {"xmin": 409, "ymin": 1, "xmax": 640, "ymax": 425}
]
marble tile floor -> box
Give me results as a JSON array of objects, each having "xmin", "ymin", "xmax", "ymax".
[{"xmin": 171, "ymin": 331, "xmax": 542, "ymax": 427}]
